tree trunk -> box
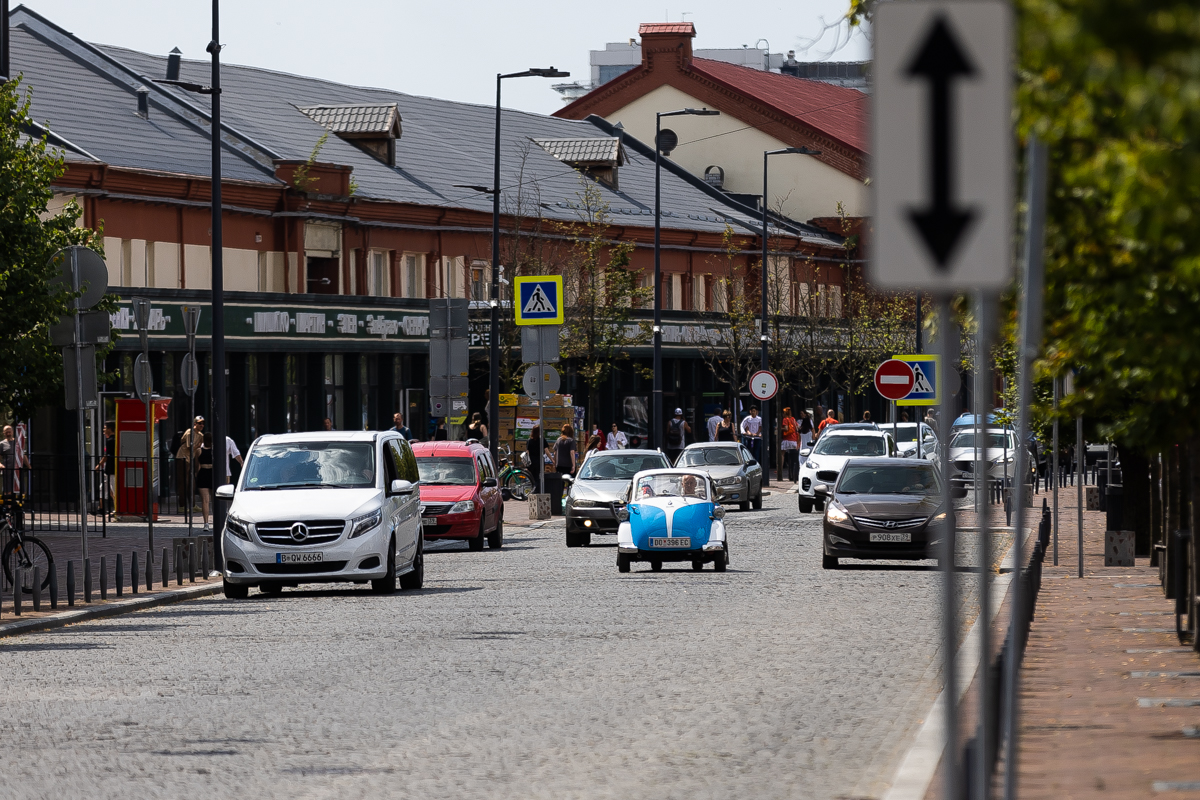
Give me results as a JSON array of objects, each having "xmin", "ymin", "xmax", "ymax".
[{"xmin": 1122, "ymin": 448, "xmax": 1150, "ymax": 557}]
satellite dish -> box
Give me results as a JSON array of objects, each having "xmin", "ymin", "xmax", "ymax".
[{"xmin": 656, "ymin": 128, "xmax": 679, "ymax": 156}]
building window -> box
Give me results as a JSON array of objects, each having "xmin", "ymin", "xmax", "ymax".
[
  {"xmin": 324, "ymin": 354, "xmax": 345, "ymax": 430},
  {"xmin": 257, "ymin": 252, "xmax": 268, "ymax": 292},
  {"xmin": 121, "ymin": 239, "xmax": 133, "ymax": 287},
  {"xmin": 829, "ymin": 285, "xmax": 843, "ymax": 318},
  {"xmin": 470, "ymin": 261, "xmax": 488, "ymax": 302},
  {"xmin": 370, "ymin": 251, "xmax": 387, "ymax": 296},
  {"xmin": 285, "ymin": 355, "xmax": 305, "ymax": 432},
  {"xmin": 403, "ymin": 253, "xmax": 424, "ymax": 298}
]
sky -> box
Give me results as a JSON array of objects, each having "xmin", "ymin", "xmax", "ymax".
[{"xmin": 22, "ymin": 0, "xmax": 868, "ymax": 115}]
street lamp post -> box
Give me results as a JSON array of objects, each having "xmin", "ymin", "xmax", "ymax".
[
  {"xmin": 490, "ymin": 67, "xmax": 567, "ymax": 468},
  {"xmin": 653, "ymin": 108, "xmax": 718, "ymax": 450},
  {"xmin": 761, "ymin": 147, "xmax": 819, "ymax": 485}
]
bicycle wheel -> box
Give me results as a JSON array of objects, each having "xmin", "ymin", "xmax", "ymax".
[
  {"xmin": 504, "ymin": 469, "xmax": 534, "ymax": 501},
  {"xmin": 2, "ymin": 535, "xmax": 54, "ymax": 593}
]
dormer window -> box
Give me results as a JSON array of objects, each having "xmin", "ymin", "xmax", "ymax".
[
  {"xmin": 298, "ymin": 103, "xmax": 402, "ymax": 166},
  {"xmin": 532, "ymin": 137, "xmax": 626, "ymax": 189}
]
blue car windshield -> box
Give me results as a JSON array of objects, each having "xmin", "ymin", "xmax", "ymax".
[{"xmin": 634, "ymin": 474, "xmax": 708, "ymax": 500}]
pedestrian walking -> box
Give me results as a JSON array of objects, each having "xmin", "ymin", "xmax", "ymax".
[
  {"xmin": 323, "ymin": 417, "xmax": 334, "ymax": 431},
  {"xmin": 860, "ymin": 410, "xmax": 872, "ymax": 423},
  {"xmin": 0, "ymin": 424, "xmax": 30, "ymax": 494},
  {"xmin": 740, "ymin": 407, "xmax": 763, "ymax": 461},
  {"xmin": 223, "ymin": 435, "xmax": 244, "ymax": 484},
  {"xmin": 798, "ymin": 410, "xmax": 814, "ymax": 452},
  {"xmin": 817, "ymin": 409, "xmax": 838, "ymax": 436},
  {"xmin": 527, "ymin": 425, "xmax": 543, "ymax": 470},
  {"xmin": 665, "ymin": 408, "xmax": 691, "ymax": 465},
  {"xmin": 391, "ymin": 412, "xmax": 412, "ymax": 440},
  {"xmin": 707, "ymin": 408, "xmax": 724, "ymax": 442},
  {"xmin": 581, "ymin": 434, "xmax": 603, "ymax": 466},
  {"xmin": 94, "ymin": 421, "xmax": 116, "ymax": 519},
  {"xmin": 606, "ymin": 423, "xmax": 628, "ymax": 451},
  {"xmin": 590, "ymin": 425, "xmax": 607, "ymax": 451},
  {"xmin": 716, "ymin": 411, "xmax": 736, "ymax": 442},
  {"xmin": 464, "ymin": 412, "xmax": 488, "ymax": 446},
  {"xmin": 780, "ymin": 407, "xmax": 799, "ymax": 482},
  {"xmin": 433, "ymin": 419, "xmax": 448, "ymax": 441},
  {"xmin": 554, "ymin": 423, "xmax": 578, "ymax": 476},
  {"xmin": 196, "ymin": 433, "xmax": 214, "ymax": 530},
  {"xmin": 175, "ymin": 416, "xmax": 204, "ymax": 512}
]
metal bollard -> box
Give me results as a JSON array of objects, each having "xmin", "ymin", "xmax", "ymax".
[
  {"xmin": 176, "ymin": 544, "xmax": 184, "ymax": 587},
  {"xmin": 146, "ymin": 550, "xmax": 153, "ymax": 591},
  {"xmin": 116, "ymin": 553, "xmax": 124, "ymax": 597},
  {"xmin": 67, "ymin": 560, "xmax": 76, "ymax": 607},
  {"xmin": 99, "ymin": 556, "xmax": 108, "ymax": 600},
  {"xmin": 13, "ymin": 568, "xmax": 21, "ymax": 615},
  {"xmin": 49, "ymin": 565, "xmax": 58, "ymax": 610},
  {"xmin": 161, "ymin": 548, "xmax": 169, "ymax": 589},
  {"xmin": 84, "ymin": 558, "xmax": 92, "ymax": 603},
  {"xmin": 189, "ymin": 541, "xmax": 197, "ymax": 583},
  {"xmin": 32, "ymin": 567, "xmax": 41, "ymax": 612},
  {"xmin": 131, "ymin": 551, "xmax": 139, "ymax": 595}
]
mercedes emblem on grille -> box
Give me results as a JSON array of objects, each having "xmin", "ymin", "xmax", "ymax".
[{"xmin": 290, "ymin": 522, "xmax": 309, "ymax": 542}]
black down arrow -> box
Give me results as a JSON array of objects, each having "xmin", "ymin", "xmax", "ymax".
[{"xmin": 906, "ymin": 16, "xmax": 977, "ymax": 269}]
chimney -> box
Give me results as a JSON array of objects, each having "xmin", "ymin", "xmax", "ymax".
[
  {"xmin": 136, "ymin": 86, "xmax": 149, "ymax": 118},
  {"xmin": 166, "ymin": 47, "xmax": 181, "ymax": 81},
  {"xmin": 637, "ymin": 22, "xmax": 695, "ymax": 72}
]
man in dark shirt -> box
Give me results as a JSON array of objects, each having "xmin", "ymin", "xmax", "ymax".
[{"xmin": 391, "ymin": 412, "xmax": 412, "ymax": 440}]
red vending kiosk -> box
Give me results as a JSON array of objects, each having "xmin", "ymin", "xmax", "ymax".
[{"xmin": 114, "ymin": 397, "xmax": 171, "ymax": 520}]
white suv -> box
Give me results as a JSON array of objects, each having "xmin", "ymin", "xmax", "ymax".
[
  {"xmin": 797, "ymin": 427, "xmax": 897, "ymax": 513},
  {"xmin": 216, "ymin": 431, "xmax": 422, "ymax": 598}
]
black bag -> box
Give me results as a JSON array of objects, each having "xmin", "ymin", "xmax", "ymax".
[{"xmin": 667, "ymin": 418, "xmax": 684, "ymax": 447}]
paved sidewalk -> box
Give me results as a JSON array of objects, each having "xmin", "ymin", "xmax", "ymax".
[{"xmin": 1012, "ymin": 487, "xmax": 1199, "ymax": 798}]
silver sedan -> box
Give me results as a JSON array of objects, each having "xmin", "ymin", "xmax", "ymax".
[{"xmin": 675, "ymin": 442, "xmax": 764, "ymax": 511}]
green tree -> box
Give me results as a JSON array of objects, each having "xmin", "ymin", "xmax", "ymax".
[
  {"xmin": 0, "ymin": 78, "xmax": 105, "ymax": 420},
  {"xmin": 699, "ymin": 226, "xmax": 759, "ymax": 430}
]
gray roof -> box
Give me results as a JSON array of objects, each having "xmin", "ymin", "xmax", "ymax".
[
  {"xmin": 9, "ymin": 6, "xmax": 841, "ymax": 246},
  {"xmin": 298, "ymin": 103, "xmax": 401, "ymax": 137},
  {"xmin": 532, "ymin": 137, "xmax": 624, "ymax": 165}
]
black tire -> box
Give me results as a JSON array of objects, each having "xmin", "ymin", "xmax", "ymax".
[
  {"xmin": 2, "ymin": 535, "xmax": 54, "ymax": 592},
  {"xmin": 400, "ymin": 535, "xmax": 424, "ymax": 591},
  {"xmin": 739, "ymin": 498, "xmax": 750, "ymax": 511},
  {"xmin": 617, "ymin": 553, "xmax": 631, "ymax": 573},
  {"xmin": 223, "ymin": 578, "xmax": 250, "ymax": 599},
  {"xmin": 714, "ymin": 548, "xmax": 728, "ymax": 572},
  {"xmin": 504, "ymin": 470, "xmax": 534, "ymax": 501},
  {"xmin": 798, "ymin": 498, "xmax": 814, "ymax": 514},
  {"xmin": 468, "ymin": 520, "xmax": 485, "ymax": 551},
  {"xmin": 814, "ymin": 499, "xmax": 825, "ymax": 513},
  {"xmin": 651, "ymin": 560, "xmax": 663, "ymax": 572},
  {"xmin": 822, "ymin": 554, "xmax": 838, "ymax": 569},
  {"xmin": 488, "ymin": 514, "xmax": 504, "ymax": 549},
  {"xmin": 752, "ymin": 491, "xmax": 763, "ymax": 510},
  {"xmin": 691, "ymin": 560, "xmax": 704, "ymax": 571},
  {"xmin": 259, "ymin": 582, "xmax": 283, "ymax": 596},
  {"xmin": 372, "ymin": 536, "xmax": 398, "ymax": 593},
  {"xmin": 565, "ymin": 527, "xmax": 590, "ymax": 548}
]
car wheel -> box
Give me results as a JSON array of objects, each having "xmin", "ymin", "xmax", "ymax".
[
  {"xmin": 651, "ymin": 560, "xmax": 663, "ymax": 572},
  {"xmin": 488, "ymin": 514, "xmax": 504, "ymax": 549},
  {"xmin": 814, "ymin": 499, "xmax": 825, "ymax": 513},
  {"xmin": 400, "ymin": 535, "xmax": 424, "ymax": 591},
  {"xmin": 691, "ymin": 560, "xmax": 704, "ymax": 571},
  {"xmin": 223, "ymin": 578, "xmax": 249, "ymax": 600},
  {"xmin": 822, "ymin": 554, "xmax": 838, "ymax": 569},
  {"xmin": 259, "ymin": 582, "xmax": 283, "ymax": 596},
  {"xmin": 565, "ymin": 528, "xmax": 590, "ymax": 548},
  {"xmin": 468, "ymin": 520, "xmax": 485, "ymax": 551},
  {"xmin": 739, "ymin": 499, "xmax": 750, "ymax": 511},
  {"xmin": 714, "ymin": 547, "xmax": 728, "ymax": 572},
  {"xmin": 798, "ymin": 498, "xmax": 813, "ymax": 514},
  {"xmin": 617, "ymin": 553, "xmax": 631, "ymax": 573},
  {"xmin": 372, "ymin": 536, "xmax": 398, "ymax": 593},
  {"xmin": 752, "ymin": 491, "xmax": 763, "ymax": 510}
]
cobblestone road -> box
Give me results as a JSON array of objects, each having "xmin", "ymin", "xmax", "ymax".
[{"xmin": 0, "ymin": 491, "xmax": 981, "ymax": 800}]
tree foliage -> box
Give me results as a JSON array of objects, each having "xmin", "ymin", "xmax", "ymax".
[
  {"xmin": 0, "ymin": 78, "xmax": 104, "ymax": 420},
  {"xmin": 699, "ymin": 226, "xmax": 759, "ymax": 427}
]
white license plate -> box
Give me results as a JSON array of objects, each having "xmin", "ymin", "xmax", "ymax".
[
  {"xmin": 421, "ymin": 517, "xmax": 437, "ymax": 527},
  {"xmin": 650, "ymin": 537, "xmax": 691, "ymax": 549},
  {"xmin": 276, "ymin": 551, "xmax": 324, "ymax": 564},
  {"xmin": 869, "ymin": 532, "xmax": 912, "ymax": 543}
]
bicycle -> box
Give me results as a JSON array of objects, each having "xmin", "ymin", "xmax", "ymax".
[
  {"xmin": 1, "ymin": 493, "xmax": 54, "ymax": 594},
  {"xmin": 496, "ymin": 445, "xmax": 534, "ymax": 501}
]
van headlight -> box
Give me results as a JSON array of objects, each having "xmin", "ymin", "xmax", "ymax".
[
  {"xmin": 825, "ymin": 502, "xmax": 850, "ymax": 523},
  {"xmin": 349, "ymin": 508, "xmax": 383, "ymax": 539},
  {"xmin": 449, "ymin": 500, "xmax": 476, "ymax": 514},
  {"xmin": 225, "ymin": 514, "xmax": 252, "ymax": 541}
]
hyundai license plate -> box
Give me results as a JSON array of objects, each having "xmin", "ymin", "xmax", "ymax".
[
  {"xmin": 650, "ymin": 538, "xmax": 690, "ymax": 549},
  {"xmin": 276, "ymin": 552, "xmax": 324, "ymax": 564},
  {"xmin": 869, "ymin": 532, "xmax": 911, "ymax": 543}
]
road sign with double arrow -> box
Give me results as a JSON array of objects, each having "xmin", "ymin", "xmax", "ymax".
[{"xmin": 872, "ymin": 1, "xmax": 1013, "ymax": 290}]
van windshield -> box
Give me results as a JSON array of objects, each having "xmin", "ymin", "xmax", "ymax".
[
  {"xmin": 242, "ymin": 442, "xmax": 376, "ymax": 490},
  {"xmin": 416, "ymin": 457, "xmax": 477, "ymax": 486}
]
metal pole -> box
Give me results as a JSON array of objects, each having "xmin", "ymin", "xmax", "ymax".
[
  {"xmin": 892, "ymin": 401, "xmax": 897, "ymax": 453},
  {"xmin": 209, "ymin": 0, "xmax": 226, "ymax": 562},
  {"xmin": 935, "ymin": 297, "xmax": 960, "ymax": 799},
  {"xmin": 188, "ymin": 384, "xmax": 195, "ymax": 537},
  {"xmin": 974, "ymin": 291, "xmax": 997, "ymax": 799},
  {"xmin": 490, "ymin": 72, "xmax": 502, "ymax": 470},
  {"xmin": 1077, "ymin": 415, "xmax": 1084, "ymax": 578},
  {"xmin": 760, "ymin": 151, "xmax": 770, "ymax": 486},
  {"xmin": 72, "ymin": 248, "xmax": 89, "ymax": 561},
  {"xmin": 538, "ymin": 383, "xmax": 545, "ymax": 496},
  {"xmin": 1052, "ymin": 377, "xmax": 1059, "ymax": 566},
  {"xmin": 1002, "ymin": 135, "xmax": 1048, "ymax": 800},
  {"xmin": 915, "ymin": 291, "xmax": 923, "ymax": 353},
  {"xmin": 652, "ymin": 113, "xmax": 663, "ymax": 451}
]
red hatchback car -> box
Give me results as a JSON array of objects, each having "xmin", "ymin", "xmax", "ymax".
[{"xmin": 412, "ymin": 441, "xmax": 503, "ymax": 550}]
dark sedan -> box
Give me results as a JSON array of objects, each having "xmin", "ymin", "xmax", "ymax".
[{"xmin": 817, "ymin": 458, "xmax": 953, "ymax": 569}]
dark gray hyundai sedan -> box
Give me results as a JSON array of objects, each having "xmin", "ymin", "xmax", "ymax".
[{"xmin": 817, "ymin": 458, "xmax": 954, "ymax": 569}]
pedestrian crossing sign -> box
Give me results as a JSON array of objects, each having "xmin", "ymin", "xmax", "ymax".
[
  {"xmin": 893, "ymin": 354, "xmax": 940, "ymax": 405},
  {"xmin": 514, "ymin": 276, "xmax": 564, "ymax": 326}
]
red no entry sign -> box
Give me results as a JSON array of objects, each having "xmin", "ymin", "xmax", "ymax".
[{"xmin": 874, "ymin": 359, "xmax": 916, "ymax": 401}]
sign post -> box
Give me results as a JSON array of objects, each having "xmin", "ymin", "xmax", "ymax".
[
  {"xmin": 748, "ymin": 371, "xmax": 777, "ymax": 479},
  {"xmin": 875, "ymin": 359, "xmax": 916, "ymax": 451},
  {"xmin": 429, "ymin": 299, "xmax": 470, "ymax": 437},
  {"xmin": 182, "ymin": 306, "xmax": 201, "ymax": 539},
  {"xmin": 517, "ymin": 277, "xmax": 563, "ymax": 497}
]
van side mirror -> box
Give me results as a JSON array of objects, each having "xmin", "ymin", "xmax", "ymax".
[
  {"xmin": 800, "ymin": 448, "xmax": 811, "ymax": 458},
  {"xmin": 215, "ymin": 484, "xmax": 234, "ymax": 500},
  {"xmin": 391, "ymin": 479, "xmax": 415, "ymax": 495},
  {"xmin": 563, "ymin": 475, "xmax": 574, "ymax": 486},
  {"xmin": 483, "ymin": 477, "xmax": 497, "ymax": 488}
]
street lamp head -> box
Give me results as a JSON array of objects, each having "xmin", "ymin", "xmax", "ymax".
[
  {"xmin": 528, "ymin": 67, "xmax": 571, "ymax": 78},
  {"xmin": 685, "ymin": 108, "xmax": 720, "ymax": 116},
  {"xmin": 779, "ymin": 146, "xmax": 821, "ymax": 156}
]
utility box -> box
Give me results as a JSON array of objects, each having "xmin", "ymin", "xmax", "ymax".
[
  {"xmin": 114, "ymin": 397, "xmax": 171, "ymax": 520},
  {"xmin": 1086, "ymin": 485, "xmax": 1101, "ymax": 511},
  {"xmin": 528, "ymin": 494, "xmax": 550, "ymax": 520},
  {"xmin": 1105, "ymin": 530, "xmax": 1134, "ymax": 567}
]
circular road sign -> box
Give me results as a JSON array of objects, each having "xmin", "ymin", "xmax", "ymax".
[
  {"xmin": 749, "ymin": 370, "xmax": 779, "ymax": 401},
  {"xmin": 874, "ymin": 359, "xmax": 916, "ymax": 401}
]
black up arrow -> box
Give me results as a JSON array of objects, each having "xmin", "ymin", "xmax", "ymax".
[{"xmin": 906, "ymin": 16, "xmax": 976, "ymax": 269}]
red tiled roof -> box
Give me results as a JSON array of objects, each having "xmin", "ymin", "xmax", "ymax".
[
  {"xmin": 638, "ymin": 22, "xmax": 695, "ymax": 35},
  {"xmin": 690, "ymin": 58, "xmax": 868, "ymax": 154}
]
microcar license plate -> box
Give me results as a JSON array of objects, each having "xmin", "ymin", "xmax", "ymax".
[
  {"xmin": 650, "ymin": 537, "xmax": 691, "ymax": 549},
  {"xmin": 869, "ymin": 532, "xmax": 911, "ymax": 543},
  {"xmin": 277, "ymin": 552, "xmax": 324, "ymax": 564},
  {"xmin": 421, "ymin": 518, "xmax": 437, "ymax": 527}
]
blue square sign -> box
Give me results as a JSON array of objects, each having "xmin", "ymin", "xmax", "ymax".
[{"xmin": 514, "ymin": 276, "xmax": 563, "ymax": 326}]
